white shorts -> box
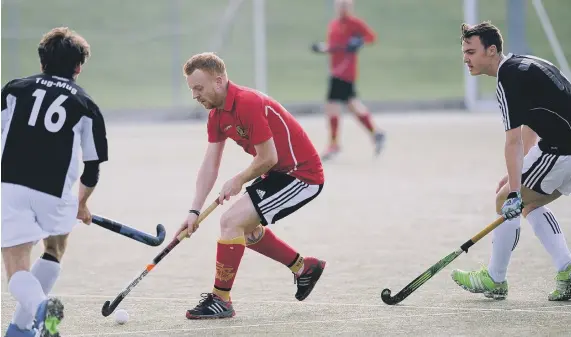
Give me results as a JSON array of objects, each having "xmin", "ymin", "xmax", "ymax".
[
  {"xmin": 1, "ymin": 183, "xmax": 79, "ymax": 248},
  {"xmin": 522, "ymin": 145, "xmax": 571, "ymax": 196}
]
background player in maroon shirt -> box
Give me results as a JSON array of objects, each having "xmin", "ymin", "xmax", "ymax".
[
  {"xmin": 312, "ymin": 0, "xmax": 385, "ymax": 161},
  {"xmin": 174, "ymin": 52, "xmax": 326, "ymax": 319}
]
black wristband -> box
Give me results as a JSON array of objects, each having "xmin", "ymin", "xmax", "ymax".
[
  {"xmin": 189, "ymin": 209, "xmax": 200, "ymax": 216},
  {"xmin": 507, "ymin": 191, "xmax": 520, "ymax": 199}
]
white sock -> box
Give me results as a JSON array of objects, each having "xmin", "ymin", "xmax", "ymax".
[
  {"xmin": 11, "ymin": 258, "xmax": 61, "ymax": 330},
  {"xmin": 8, "ymin": 271, "xmax": 47, "ymax": 328},
  {"xmin": 527, "ymin": 207, "xmax": 571, "ymax": 272},
  {"xmin": 488, "ymin": 217, "xmax": 521, "ymax": 283}
]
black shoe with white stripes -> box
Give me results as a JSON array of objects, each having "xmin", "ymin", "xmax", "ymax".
[
  {"xmin": 294, "ymin": 257, "xmax": 327, "ymax": 301},
  {"xmin": 186, "ymin": 293, "xmax": 235, "ymax": 319}
]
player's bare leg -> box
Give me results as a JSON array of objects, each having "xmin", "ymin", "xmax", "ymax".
[
  {"xmin": 347, "ymin": 98, "xmax": 385, "ymax": 156},
  {"xmin": 321, "ymin": 102, "xmax": 342, "ymax": 161},
  {"xmin": 10, "ymin": 235, "xmax": 68, "ymax": 333},
  {"xmin": 246, "ymin": 224, "xmax": 326, "ymax": 301},
  {"xmin": 3, "ymin": 242, "xmax": 64, "ymax": 337}
]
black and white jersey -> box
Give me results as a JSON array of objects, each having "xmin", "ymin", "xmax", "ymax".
[
  {"xmin": 496, "ymin": 53, "xmax": 571, "ymax": 154},
  {"xmin": 1, "ymin": 74, "xmax": 108, "ymax": 198}
]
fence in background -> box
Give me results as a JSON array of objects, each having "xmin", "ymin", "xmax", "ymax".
[{"xmin": 1, "ymin": 0, "xmax": 569, "ymax": 116}]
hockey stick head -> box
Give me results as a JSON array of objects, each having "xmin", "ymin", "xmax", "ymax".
[
  {"xmin": 154, "ymin": 224, "xmax": 166, "ymax": 245},
  {"xmin": 101, "ymin": 295, "xmax": 124, "ymax": 317},
  {"xmin": 101, "ymin": 300, "xmax": 113, "ymax": 317},
  {"xmin": 92, "ymin": 215, "xmax": 167, "ymax": 247},
  {"xmin": 124, "ymin": 224, "xmax": 165, "ymax": 246},
  {"xmin": 381, "ymin": 288, "xmax": 397, "ymax": 305},
  {"xmin": 124, "ymin": 224, "xmax": 166, "ymax": 246}
]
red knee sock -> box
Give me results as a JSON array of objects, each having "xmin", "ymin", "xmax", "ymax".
[
  {"xmin": 357, "ymin": 113, "xmax": 375, "ymax": 133},
  {"xmin": 247, "ymin": 227, "xmax": 304, "ymax": 274},
  {"xmin": 329, "ymin": 115, "xmax": 339, "ymax": 145},
  {"xmin": 213, "ymin": 236, "xmax": 246, "ymax": 301}
]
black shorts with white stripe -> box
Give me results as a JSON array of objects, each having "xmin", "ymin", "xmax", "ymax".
[{"xmin": 246, "ymin": 171, "xmax": 323, "ymax": 226}]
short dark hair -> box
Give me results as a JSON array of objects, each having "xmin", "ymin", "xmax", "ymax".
[
  {"xmin": 38, "ymin": 27, "xmax": 91, "ymax": 78},
  {"xmin": 461, "ymin": 21, "xmax": 503, "ymax": 53}
]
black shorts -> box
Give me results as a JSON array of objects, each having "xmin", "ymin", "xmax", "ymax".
[
  {"xmin": 246, "ymin": 172, "xmax": 323, "ymax": 226},
  {"xmin": 327, "ymin": 76, "xmax": 356, "ymax": 103}
]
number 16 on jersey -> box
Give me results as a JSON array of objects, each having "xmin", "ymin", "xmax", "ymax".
[{"xmin": 29, "ymin": 89, "xmax": 67, "ymax": 133}]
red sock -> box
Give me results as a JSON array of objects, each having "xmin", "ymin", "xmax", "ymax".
[
  {"xmin": 213, "ymin": 236, "xmax": 246, "ymax": 301},
  {"xmin": 357, "ymin": 113, "xmax": 375, "ymax": 133},
  {"xmin": 247, "ymin": 227, "xmax": 304, "ymax": 273},
  {"xmin": 329, "ymin": 115, "xmax": 339, "ymax": 145}
]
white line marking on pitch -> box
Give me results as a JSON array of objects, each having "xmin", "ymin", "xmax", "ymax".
[
  {"xmin": 3, "ymin": 292, "xmax": 569, "ymax": 315},
  {"xmin": 65, "ymin": 312, "xmax": 460, "ymax": 336},
  {"xmin": 396, "ymin": 304, "xmax": 571, "ymax": 315}
]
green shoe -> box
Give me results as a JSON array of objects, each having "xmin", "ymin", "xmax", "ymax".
[
  {"xmin": 451, "ymin": 266, "xmax": 508, "ymax": 300},
  {"xmin": 34, "ymin": 297, "xmax": 64, "ymax": 337},
  {"xmin": 548, "ymin": 264, "xmax": 571, "ymax": 301}
]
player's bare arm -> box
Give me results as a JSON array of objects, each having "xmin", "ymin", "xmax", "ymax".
[
  {"xmin": 501, "ymin": 126, "xmax": 525, "ymax": 218},
  {"xmin": 237, "ymin": 137, "xmax": 278, "ymax": 183},
  {"xmin": 504, "ymin": 126, "xmax": 524, "ymax": 193},
  {"xmin": 192, "ymin": 141, "xmax": 226, "ymax": 210},
  {"xmin": 496, "ymin": 125, "xmax": 538, "ymax": 192},
  {"xmin": 219, "ymin": 138, "xmax": 278, "ymax": 204},
  {"xmin": 76, "ymin": 160, "xmax": 102, "ymax": 224},
  {"xmin": 77, "ymin": 184, "xmax": 94, "ymax": 224},
  {"xmin": 177, "ymin": 140, "xmax": 226, "ymax": 237}
]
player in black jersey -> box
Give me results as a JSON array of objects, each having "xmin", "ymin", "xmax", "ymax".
[
  {"xmin": 1, "ymin": 27, "xmax": 108, "ymax": 336},
  {"xmin": 451, "ymin": 21, "xmax": 571, "ymax": 302}
]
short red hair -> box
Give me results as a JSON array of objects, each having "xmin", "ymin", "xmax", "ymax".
[{"xmin": 183, "ymin": 52, "xmax": 226, "ymax": 76}]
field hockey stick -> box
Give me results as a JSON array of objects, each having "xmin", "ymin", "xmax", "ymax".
[
  {"xmin": 381, "ymin": 216, "xmax": 506, "ymax": 305},
  {"xmin": 100, "ymin": 199, "xmax": 220, "ymax": 317},
  {"xmin": 92, "ymin": 215, "xmax": 166, "ymax": 247},
  {"xmin": 312, "ymin": 44, "xmax": 354, "ymax": 78}
]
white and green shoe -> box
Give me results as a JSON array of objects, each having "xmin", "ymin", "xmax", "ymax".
[
  {"xmin": 451, "ymin": 266, "xmax": 508, "ymax": 300},
  {"xmin": 548, "ymin": 264, "xmax": 571, "ymax": 301}
]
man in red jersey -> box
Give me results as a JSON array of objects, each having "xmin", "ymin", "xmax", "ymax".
[
  {"xmin": 312, "ymin": 0, "xmax": 385, "ymax": 160},
  {"xmin": 175, "ymin": 52, "xmax": 326, "ymax": 319}
]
